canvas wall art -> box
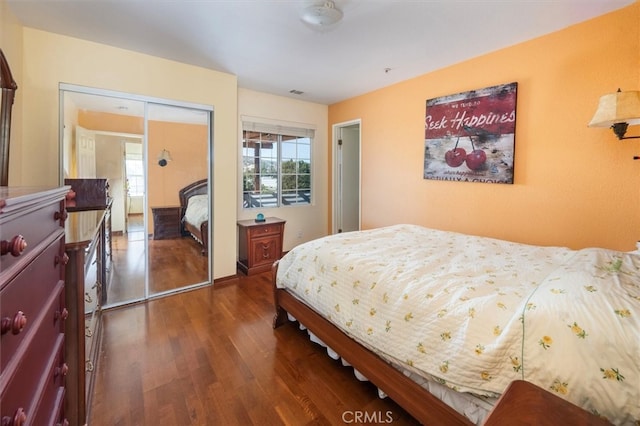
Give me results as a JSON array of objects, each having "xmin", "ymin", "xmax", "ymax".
[{"xmin": 423, "ymin": 82, "xmax": 517, "ymax": 184}]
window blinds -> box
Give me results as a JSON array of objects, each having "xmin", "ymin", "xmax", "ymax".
[{"xmin": 242, "ymin": 119, "xmax": 315, "ymax": 138}]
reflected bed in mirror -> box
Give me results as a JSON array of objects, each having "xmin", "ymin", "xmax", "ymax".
[{"xmin": 179, "ymin": 179, "xmax": 209, "ymax": 256}]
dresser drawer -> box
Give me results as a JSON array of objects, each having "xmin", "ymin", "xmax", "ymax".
[
  {"xmin": 30, "ymin": 335, "xmax": 67, "ymax": 426},
  {"xmin": 0, "ymin": 286, "xmax": 65, "ymax": 424},
  {"xmin": 0, "ymin": 198, "xmax": 65, "ymax": 279},
  {"xmin": 0, "ymin": 238, "xmax": 66, "ymax": 370},
  {"xmin": 247, "ymin": 223, "xmax": 282, "ymax": 238}
]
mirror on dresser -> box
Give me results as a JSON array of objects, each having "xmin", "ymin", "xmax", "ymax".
[
  {"xmin": 59, "ymin": 84, "xmax": 213, "ymax": 424},
  {"xmin": 1, "ymin": 48, "xmax": 18, "ymax": 186}
]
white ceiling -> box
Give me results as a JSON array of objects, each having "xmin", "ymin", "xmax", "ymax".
[{"xmin": 7, "ymin": 0, "xmax": 635, "ymax": 105}]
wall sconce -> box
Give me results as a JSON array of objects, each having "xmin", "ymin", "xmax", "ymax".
[
  {"xmin": 157, "ymin": 149, "xmax": 172, "ymax": 167},
  {"xmin": 589, "ymin": 89, "xmax": 640, "ymax": 140}
]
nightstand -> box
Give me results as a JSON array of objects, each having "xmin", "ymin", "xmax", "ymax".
[
  {"xmin": 237, "ymin": 217, "xmax": 286, "ymax": 275},
  {"xmin": 151, "ymin": 206, "xmax": 181, "ymax": 240}
]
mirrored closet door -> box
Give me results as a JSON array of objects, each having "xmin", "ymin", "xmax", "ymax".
[{"xmin": 60, "ymin": 84, "xmax": 213, "ymax": 308}]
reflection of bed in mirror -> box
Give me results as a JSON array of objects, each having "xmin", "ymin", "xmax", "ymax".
[{"xmin": 179, "ymin": 179, "xmax": 209, "ymax": 256}]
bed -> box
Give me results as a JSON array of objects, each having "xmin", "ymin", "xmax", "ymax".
[
  {"xmin": 178, "ymin": 179, "xmax": 209, "ymax": 255},
  {"xmin": 272, "ymin": 224, "xmax": 639, "ymax": 425}
]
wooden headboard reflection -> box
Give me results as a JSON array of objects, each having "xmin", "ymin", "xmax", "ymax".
[{"xmin": 0, "ymin": 48, "xmax": 18, "ymax": 186}]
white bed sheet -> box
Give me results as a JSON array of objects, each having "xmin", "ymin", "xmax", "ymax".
[{"xmin": 184, "ymin": 194, "xmax": 208, "ymax": 229}]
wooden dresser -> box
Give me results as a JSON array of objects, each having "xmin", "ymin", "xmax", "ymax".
[
  {"xmin": 0, "ymin": 186, "xmax": 70, "ymax": 426},
  {"xmin": 64, "ymin": 202, "xmax": 112, "ymax": 426},
  {"xmin": 237, "ymin": 217, "xmax": 285, "ymax": 275}
]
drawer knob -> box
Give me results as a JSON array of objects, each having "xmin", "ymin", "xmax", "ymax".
[
  {"xmin": 55, "ymin": 253, "xmax": 69, "ymax": 266},
  {"xmin": 54, "ymin": 363, "xmax": 69, "ymax": 378},
  {"xmin": 0, "ymin": 235, "xmax": 27, "ymax": 257},
  {"xmin": 1, "ymin": 311, "xmax": 27, "ymax": 336},
  {"xmin": 54, "ymin": 308, "xmax": 69, "ymax": 322},
  {"xmin": 1, "ymin": 407, "xmax": 27, "ymax": 426},
  {"xmin": 261, "ymin": 243, "xmax": 271, "ymax": 258},
  {"xmin": 54, "ymin": 210, "xmax": 68, "ymax": 222}
]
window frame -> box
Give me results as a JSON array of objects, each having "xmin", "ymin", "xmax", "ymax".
[
  {"xmin": 241, "ymin": 121, "xmax": 314, "ymax": 209},
  {"xmin": 125, "ymin": 156, "xmax": 145, "ymax": 197}
]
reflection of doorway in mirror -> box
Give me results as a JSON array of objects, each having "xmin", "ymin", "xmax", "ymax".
[
  {"xmin": 124, "ymin": 141, "xmax": 144, "ymax": 237},
  {"xmin": 95, "ymin": 133, "xmax": 140, "ymax": 237},
  {"xmin": 76, "ymin": 126, "xmax": 97, "ymax": 178}
]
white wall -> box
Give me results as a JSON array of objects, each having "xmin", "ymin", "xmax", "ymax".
[{"xmin": 238, "ymin": 88, "xmax": 329, "ymax": 252}]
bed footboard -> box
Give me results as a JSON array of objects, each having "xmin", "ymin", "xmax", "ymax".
[{"xmin": 271, "ymin": 260, "xmax": 472, "ymax": 426}]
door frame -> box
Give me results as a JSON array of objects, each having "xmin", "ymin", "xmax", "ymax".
[{"xmin": 331, "ymin": 119, "xmax": 362, "ymax": 234}]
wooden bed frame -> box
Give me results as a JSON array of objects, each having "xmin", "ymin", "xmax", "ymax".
[
  {"xmin": 272, "ymin": 260, "xmax": 613, "ymax": 425},
  {"xmin": 271, "ymin": 261, "xmax": 473, "ymax": 425},
  {"xmin": 178, "ymin": 179, "xmax": 209, "ymax": 256}
]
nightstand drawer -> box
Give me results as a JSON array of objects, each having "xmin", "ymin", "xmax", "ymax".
[
  {"xmin": 248, "ymin": 223, "xmax": 282, "ymax": 238},
  {"xmin": 249, "ymin": 236, "xmax": 281, "ymax": 268}
]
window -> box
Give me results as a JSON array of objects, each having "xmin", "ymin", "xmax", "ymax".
[
  {"xmin": 125, "ymin": 152, "xmax": 144, "ymax": 196},
  {"xmin": 242, "ymin": 121, "xmax": 313, "ymax": 209}
]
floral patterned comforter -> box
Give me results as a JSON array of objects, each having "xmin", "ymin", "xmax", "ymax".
[{"xmin": 275, "ymin": 224, "xmax": 640, "ymax": 425}]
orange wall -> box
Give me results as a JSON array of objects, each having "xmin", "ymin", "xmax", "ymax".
[
  {"xmin": 147, "ymin": 120, "xmax": 208, "ymax": 208},
  {"xmin": 328, "ymin": 3, "xmax": 640, "ymax": 251},
  {"xmin": 79, "ymin": 111, "xmax": 208, "ymax": 232}
]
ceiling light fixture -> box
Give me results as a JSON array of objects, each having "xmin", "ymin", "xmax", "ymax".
[{"xmin": 301, "ymin": 1, "xmax": 343, "ymax": 27}]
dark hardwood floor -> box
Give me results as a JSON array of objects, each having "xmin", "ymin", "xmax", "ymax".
[
  {"xmin": 90, "ymin": 272, "xmax": 421, "ymax": 425},
  {"xmin": 107, "ymin": 214, "xmax": 208, "ymax": 305}
]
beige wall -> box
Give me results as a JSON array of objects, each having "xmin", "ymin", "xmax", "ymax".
[
  {"xmin": 19, "ymin": 28, "xmax": 238, "ymax": 278},
  {"xmin": 238, "ymin": 88, "xmax": 329, "ymax": 251},
  {"xmin": 328, "ymin": 2, "xmax": 640, "ymax": 251}
]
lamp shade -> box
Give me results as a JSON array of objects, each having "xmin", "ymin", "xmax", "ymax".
[
  {"xmin": 157, "ymin": 149, "xmax": 172, "ymax": 167},
  {"xmin": 588, "ymin": 90, "xmax": 640, "ymax": 128}
]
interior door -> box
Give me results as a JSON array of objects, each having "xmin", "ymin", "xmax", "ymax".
[
  {"xmin": 75, "ymin": 126, "xmax": 97, "ymax": 178},
  {"xmin": 334, "ymin": 122, "xmax": 361, "ymax": 233}
]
